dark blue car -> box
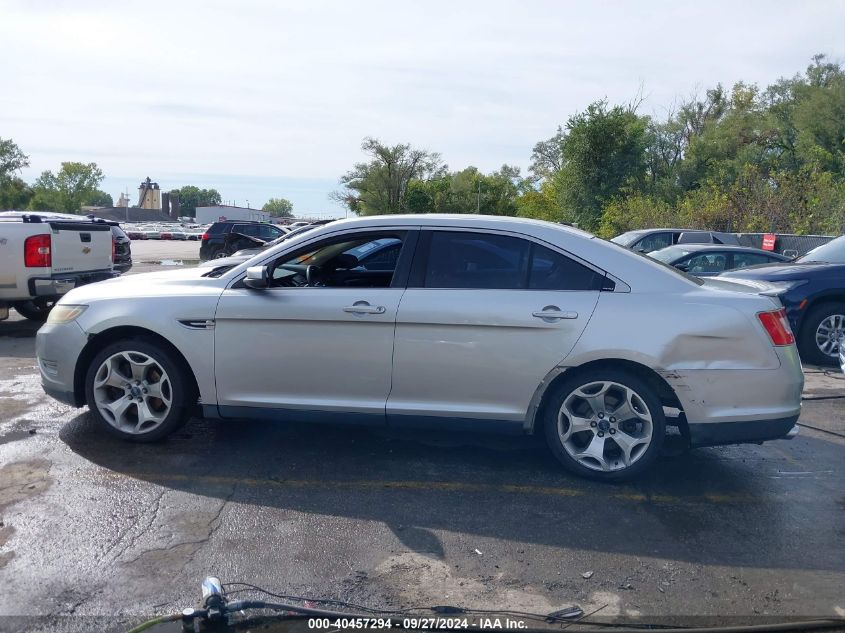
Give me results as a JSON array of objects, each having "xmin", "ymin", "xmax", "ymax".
[{"xmin": 720, "ymin": 236, "xmax": 845, "ymax": 365}]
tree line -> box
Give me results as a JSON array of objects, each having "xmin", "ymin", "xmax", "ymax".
[
  {"xmin": 335, "ymin": 55, "xmax": 845, "ymax": 237},
  {"xmin": 0, "ymin": 147, "xmax": 294, "ymax": 218}
]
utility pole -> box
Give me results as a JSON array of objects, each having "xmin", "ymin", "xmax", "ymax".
[{"xmin": 476, "ymin": 179, "xmax": 481, "ymax": 213}]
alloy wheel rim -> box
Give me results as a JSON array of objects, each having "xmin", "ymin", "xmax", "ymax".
[
  {"xmin": 558, "ymin": 380, "xmax": 653, "ymax": 472},
  {"xmin": 815, "ymin": 314, "xmax": 845, "ymax": 357},
  {"xmin": 92, "ymin": 351, "xmax": 172, "ymax": 434}
]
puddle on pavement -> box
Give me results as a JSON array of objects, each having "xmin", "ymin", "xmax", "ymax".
[{"xmin": 0, "ymin": 429, "xmax": 33, "ymax": 446}]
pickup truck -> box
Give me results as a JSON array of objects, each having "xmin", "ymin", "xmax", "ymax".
[{"xmin": 0, "ymin": 211, "xmax": 117, "ymax": 321}]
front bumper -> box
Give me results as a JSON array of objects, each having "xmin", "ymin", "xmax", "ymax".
[{"xmin": 36, "ymin": 320, "xmax": 89, "ymax": 408}]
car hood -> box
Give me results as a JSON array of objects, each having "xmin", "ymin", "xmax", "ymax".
[
  {"xmin": 59, "ymin": 267, "xmax": 226, "ymax": 303},
  {"xmin": 198, "ymin": 254, "xmax": 252, "ymax": 268},
  {"xmin": 720, "ymin": 261, "xmax": 838, "ymax": 280}
]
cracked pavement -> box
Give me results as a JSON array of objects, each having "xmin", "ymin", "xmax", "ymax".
[{"xmin": 1, "ymin": 265, "xmax": 844, "ymax": 632}]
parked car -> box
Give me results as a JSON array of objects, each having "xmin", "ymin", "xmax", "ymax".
[
  {"xmin": 649, "ymin": 244, "xmax": 790, "ymax": 277},
  {"xmin": 0, "ymin": 211, "xmax": 116, "ymax": 321},
  {"xmin": 37, "ymin": 215, "xmax": 803, "ymax": 481},
  {"xmin": 198, "ymin": 221, "xmax": 334, "ymax": 268},
  {"xmin": 720, "ymin": 235, "xmax": 845, "ymax": 365},
  {"xmin": 612, "ymin": 228, "xmax": 740, "ymax": 253},
  {"xmin": 199, "ymin": 220, "xmax": 288, "ymax": 260},
  {"xmin": 111, "ymin": 224, "xmax": 133, "ymax": 274}
]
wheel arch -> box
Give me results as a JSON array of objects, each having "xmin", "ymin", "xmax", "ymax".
[
  {"xmin": 74, "ymin": 326, "xmax": 200, "ymax": 409},
  {"xmin": 528, "ymin": 358, "xmax": 685, "ymax": 436}
]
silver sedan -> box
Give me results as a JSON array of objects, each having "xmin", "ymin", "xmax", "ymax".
[{"xmin": 36, "ymin": 215, "xmax": 803, "ymax": 481}]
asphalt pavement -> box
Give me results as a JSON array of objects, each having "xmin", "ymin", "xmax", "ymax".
[{"xmin": 0, "ymin": 265, "xmax": 844, "ymax": 633}]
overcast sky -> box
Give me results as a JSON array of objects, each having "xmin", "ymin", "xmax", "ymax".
[{"xmin": 2, "ymin": 0, "xmax": 843, "ymax": 217}]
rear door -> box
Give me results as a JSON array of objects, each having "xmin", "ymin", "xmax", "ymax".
[
  {"xmin": 48, "ymin": 221, "xmax": 112, "ymax": 274},
  {"xmin": 387, "ymin": 229, "xmax": 603, "ymax": 428}
]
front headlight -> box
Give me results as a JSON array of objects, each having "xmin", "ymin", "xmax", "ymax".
[
  {"xmin": 760, "ymin": 280, "xmax": 809, "ymax": 296},
  {"xmin": 46, "ymin": 304, "xmax": 87, "ymax": 324}
]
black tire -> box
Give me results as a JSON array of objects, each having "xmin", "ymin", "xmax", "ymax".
[
  {"xmin": 211, "ymin": 247, "xmax": 230, "ymax": 259},
  {"xmin": 84, "ymin": 338, "xmax": 192, "ymax": 442},
  {"xmin": 13, "ymin": 299, "xmax": 56, "ymax": 321},
  {"xmin": 543, "ymin": 368, "xmax": 666, "ymax": 482},
  {"xmin": 797, "ymin": 302, "xmax": 845, "ymax": 366}
]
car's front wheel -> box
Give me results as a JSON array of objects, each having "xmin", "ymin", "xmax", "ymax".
[
  {"xmin": 798, "ymin": 302, "xmax": 845, "ymax": 366},
  {"xmin": 85, "ymin": 339, "xmax": 191, "ymax": 442},
  {"xmin": 543, "ymin": 369, "xmax": 665, "ymax": 481}
]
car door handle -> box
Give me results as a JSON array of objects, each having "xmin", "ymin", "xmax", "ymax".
[
  {"xmin": 532, "ymin": 307, "xmax": 578, "ymax": 321},
  {"xmin": 343, "ymin": 302, "xmax": 386, "ymax": 315}
]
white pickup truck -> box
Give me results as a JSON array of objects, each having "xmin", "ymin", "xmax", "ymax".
[{"xmin": 0, "ymin": 211, "xmax": 117, "ymax": 321}]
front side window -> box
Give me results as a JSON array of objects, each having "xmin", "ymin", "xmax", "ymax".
[
  {"xmin": 269, "ymin": 231, "xmax": 406, "ymax": 288},
  {"xmin": 423, "ymin": 231, "xmax": 601, "ymax": 290}
]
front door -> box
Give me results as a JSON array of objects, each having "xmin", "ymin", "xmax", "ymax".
[{"xmin": 213, "ymin": 228, "xmax": 416, "ymax": 422}]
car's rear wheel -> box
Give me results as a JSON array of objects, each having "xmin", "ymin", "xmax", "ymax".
[
  {"xmin": 543, "ymin": 369, "xmax": 665, "ymax": 481},
  {"xmin": 799, "ymin": 302, "xmax": 845, "ymax": 366},
  {"xmin": 85, "ymin": 339, "xmax": 191, "ymax": 442},
  {"xmin": 13, "ymin": 299, "xmax": 56, "ymax": 321},
  {"xmin": 212, "ymin": 247, "xmax": 230, "ymax": 259}
]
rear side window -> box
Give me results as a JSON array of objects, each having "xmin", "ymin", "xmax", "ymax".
[
  {"xmin": 635, "ymin": 232, "xmax": 672, "ymax": 253},
  {"xmin": 234, "ymin": 224, "xmax": 260, "ymax": 237},
  {"xmin": 529, "ymin": 243, "xmax": 601, "ymax": 290},
  {"xmin": 423, "ymin": 231, "xmax": 600, "ymax": 291},
  {"xmin": 732, "ymin": 252, "xmax": 771, "ymax": 268},
  {"xmin": 208, "ymin": 223, "xmax": 227, "ymax": 234},
  {"xmin": 425, "ymin": 231, "xmax": 529, "ymax": 289}
]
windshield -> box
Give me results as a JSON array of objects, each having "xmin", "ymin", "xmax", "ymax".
[
  {"xmin": 610, "ymin": 230, "xmax": 645, "ymax": 246},
  {"xmin": 649, "ymin": 246, "xmax": 691, "ymax": 263},
  {"xmin": 796, "ymin": 235, "xmax": 845, "ymax": 263}
]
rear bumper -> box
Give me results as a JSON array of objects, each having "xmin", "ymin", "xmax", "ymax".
[
  {"xmin": 27, "ymin": 271, "xmax": 117, "ymax": 297},
  {"xmin": 688, "ymin": 416, "xmax": 799, "ymax": 447}
]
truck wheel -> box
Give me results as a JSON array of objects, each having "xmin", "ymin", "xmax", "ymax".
[
  {"xmin": 544, "ymin": 368, "xmax": 666, "ymax": 482},
  {"xmin": 13, "ymin": 299, "xmax": 56, "ymax": 322},
  {"xmin": 798, "ymin": 302, "xmax": 845, "ymax": 366},
  {"xmin": 85, "ymin": 338, "xmax": 192, "ymax": 442}
]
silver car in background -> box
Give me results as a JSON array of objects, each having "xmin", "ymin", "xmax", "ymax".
[{"xmin": 36, "ymin": 215, "xmax": 803, "ymax": 481}]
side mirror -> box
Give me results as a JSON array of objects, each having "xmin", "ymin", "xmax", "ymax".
[{"xmin": 243, "ymin": 265, "xmax": 269, "ymax": 289}]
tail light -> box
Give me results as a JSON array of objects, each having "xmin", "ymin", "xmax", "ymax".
[
  {"xmin": 757, "ymin": 308, "xmax": 795, "ymax": 346},
  {"xmin": 24, "ymin": 234, "xmax": 52, "ymax": 267},
  {"xmin": 111, "ymin": 237, "xmax": 116, "ymax": 263},
  {"xmin": 201, "ymin": 232, "xmax": 210, "ymax": 241}
]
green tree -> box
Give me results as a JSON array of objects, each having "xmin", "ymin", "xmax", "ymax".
[
  {"xmin": 0, "ymin": 137, "xmax": 31, "ymax": 209},
  {"xmin": 29, "ymin": 162, "xmax": 104, "ymax": 213},
  {"xmin": 263, "ymin": 197, "xmax": 294, "ymax": 217},
  {"xmin": 335, "ymin": 137, "xmax": 445, "ymax": 215},
  {"xmin": 0, "ymin": 137, "xmax": 29, "ymax": 179},
  {"xmin": 173, "ymin": 186, "xmax": 222, "ymax": 217},
  {"xmin": 85, "ymin": 190, "xmax": 113, "ymax": 207},
  {"xmin": 554, "ymin": 101, "xmax": 649, "ymax": 230},
  {"xmin": 0, "ymin": 176, "xmax": 33, "ymax": 210}
]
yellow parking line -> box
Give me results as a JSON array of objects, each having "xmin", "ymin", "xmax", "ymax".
[{"xmin": 108, "ymin": 471, "xmax": 752, "ymax": 505}]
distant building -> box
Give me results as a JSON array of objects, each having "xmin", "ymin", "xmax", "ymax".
[
  {"xmin": 138, "ymin": 177, "xmax": 161, "ymax": 210},
  {"xmin": 116, "ymin": 192, "xmax": 131, "ymax": 208},
  {"xmin": 195, "ymin": 205, "xmax": 270, "ymax": 224}
]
